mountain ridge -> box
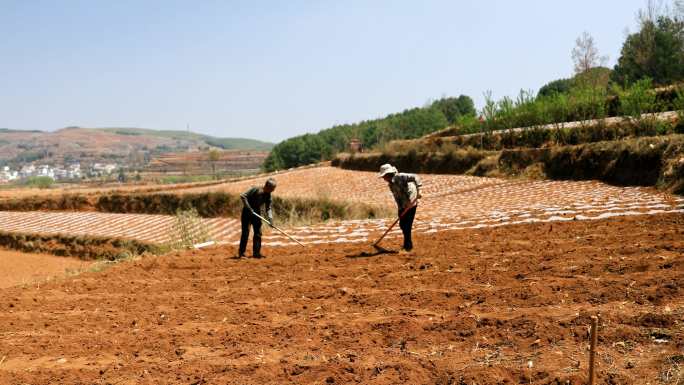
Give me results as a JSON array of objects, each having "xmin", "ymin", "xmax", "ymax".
[{"xmin": 0, "ymin": 126, "xmax": 273, "ymax": 166}]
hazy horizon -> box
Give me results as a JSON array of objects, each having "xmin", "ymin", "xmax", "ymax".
[{"xmin": 1, "ymin": 0, "xmax": 647, "ymax": 142}]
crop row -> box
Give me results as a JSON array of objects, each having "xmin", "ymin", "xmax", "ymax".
[{"xmin": 0, "ymin": 169, "xmax": 681, "ymax": 251}]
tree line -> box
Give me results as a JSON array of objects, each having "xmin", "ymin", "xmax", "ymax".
[{"xmin": 262, "ymin": 96, "xmax": 475, "ymax": 171}]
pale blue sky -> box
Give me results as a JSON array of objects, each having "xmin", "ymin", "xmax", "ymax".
[{"xmin": 1, "ymin": 0, "xmax": 647, "ymax": 142}]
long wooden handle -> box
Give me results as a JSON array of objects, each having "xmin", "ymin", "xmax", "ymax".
[
  {"xmin": 373, "ymin": 199, "xmax": 418, "ymax": 246},
  {"xmin": 252, "ymin": 212, "xmax": 306, "ymax": 247}
]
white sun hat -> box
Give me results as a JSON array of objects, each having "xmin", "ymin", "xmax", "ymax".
[{"xmin": 378, "ymin": 163, "xmax": 398, "ymax": 177}]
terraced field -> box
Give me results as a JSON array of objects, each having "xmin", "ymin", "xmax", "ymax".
[{"xmin": 0, "ymin": 167, "xmax": 681, "ymax": 250}]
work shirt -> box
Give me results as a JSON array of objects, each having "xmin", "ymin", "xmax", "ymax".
[
  {"xmin": 388, "ymin": 173, "xmax": 421, "ymax": 211},
  {"xmin": 240, "ymin": 186, "xmax": 273, "ymax": 220}
]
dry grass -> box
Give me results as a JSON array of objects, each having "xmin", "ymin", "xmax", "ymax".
[
  {"xmin": 273, "ymin": 194, "xmax": 393, "ymax": 227},
  {"xmin": 659, "ymin": 354, "xmax": 684, "ymax": 384},
  {"xmin": 167, "ymin": 208, "xmax": 211, "ymax": 249}
]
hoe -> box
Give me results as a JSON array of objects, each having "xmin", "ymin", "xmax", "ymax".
[
  {"xmin": 251, "ymin": 211, "xmax": 306, "ymax": 247},
  {"xmin": 371, "ymin": 199, "xmax": 418, "ymax": 252}
]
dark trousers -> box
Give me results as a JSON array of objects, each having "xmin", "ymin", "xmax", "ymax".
[
  {"xmin": 239, "ymin": 208, "xmax": 262, "ymax": 256},
  {"xmin": 399, "ymin": 206, "xmax": 417, "ymax": 251}
]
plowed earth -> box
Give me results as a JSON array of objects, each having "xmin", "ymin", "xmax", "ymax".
[{"xmin": 1, "ymin": 213, "xmax": 682, "ymax": 384}]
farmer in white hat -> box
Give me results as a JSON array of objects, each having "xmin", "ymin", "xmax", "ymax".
[
  {"xmin": 379, "ymin": 164, "xmax": 421, "ymax": 252},
  {"xmin": 238, "ymin": 178, "xmax": 276, "ymax": 258}
]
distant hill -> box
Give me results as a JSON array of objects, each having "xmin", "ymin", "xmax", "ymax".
[
  {"xmin": 0, "ymin": 127, "xmax": 273, "ymax": 167},
  {"xmin": 97, "ymin": 128, "xmax": 273, "ymax": 151},
  {"xmin": 0, "ymin": 128, "xmax": 43, "ymax": 133}
]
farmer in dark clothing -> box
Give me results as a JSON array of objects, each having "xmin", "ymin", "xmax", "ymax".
[
  {"xmin": 379, "ymin": 164, "xmax": 421, "ymax": 252},
  {"xmin": 238, "ymin": 178, "xmax": 276, "ymax": 258}
]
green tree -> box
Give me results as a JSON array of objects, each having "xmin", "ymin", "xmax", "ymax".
[
  {"xmin": 431, "ymin": 95, "xmax": 476, "ymax": 124},
  {"xmin": 612, "ymin": 15, "xmax": 684, "ymax": 85},
  {"xmin": 538, "ymin": 78, "xmax": 575, "ymax": 98},
  {"xmin": 574, "ymin": 66, "xmax": 612, "ymax": 90},
  {"xmin": 262, "ymin": 97, "xmax": 460, "ymax": 171},
  {"xmin": 25, "ymin": 176, "xmax": 54, "ymax": 189},
  {"xmin": 208, "ymin": 148, "xmax": 221, "ymax": 179}
]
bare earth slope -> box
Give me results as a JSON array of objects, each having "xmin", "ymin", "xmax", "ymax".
[
  {"xmin": 0, "ymin": 127, "xmax": 272, "ymax": 164},
  {"xmin": 0, "ymin": 213, "xmax": 682, "ymax": 384}
]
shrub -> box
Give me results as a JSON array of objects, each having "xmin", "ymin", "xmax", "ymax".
[
  {"xmin": 24, "ymin": 176, "xmax": 54, "ymax": 189},
  {"xmin": 614, "ymin": 78, "xmax": 658, "ymax": 118},
  {"xmin": 169, "ymin": 208, "xmax": 211, "ymax": 249}
]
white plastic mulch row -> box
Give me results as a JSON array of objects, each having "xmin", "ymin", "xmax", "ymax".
[{"xmin": 0, "ymin": 173, "xmax": 681, "ymax": 248}]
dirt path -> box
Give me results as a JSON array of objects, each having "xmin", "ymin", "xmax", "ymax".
[
  {"xmin": 0, "ymin": 249, "xmax": 90, "ymax": 289},
  {"xmin": 0, "ymin": 213, "xmax": 681, "ymax": 384}
]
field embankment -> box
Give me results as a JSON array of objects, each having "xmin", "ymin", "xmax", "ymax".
[
  {"xmin": 97, "ymin": 191, "xmax": 391, "ymax": 222},
  {"xmin": 0, "ymin": 231, "xmax": 161, "ymax": 260},
  {"xmin": 334, "ymin": 133, "xmax": 684, "ymax": 194},
  {"xmin": 407, "ymin": 111, "xmax": 683, "ymax": 150}
]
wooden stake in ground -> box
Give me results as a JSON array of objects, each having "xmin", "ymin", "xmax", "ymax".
[{"xmin": 588, "ymin": 316, "xmax": 599, "ymax": 385}]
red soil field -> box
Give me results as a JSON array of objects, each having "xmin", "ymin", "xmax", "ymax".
[
  {"xmin": 0, "ymin": 250, "xmax": 90, "ymax": 289},
  {"xmin": 0, "ymin": 213, "xmax": 682, "ymax": 384}
]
